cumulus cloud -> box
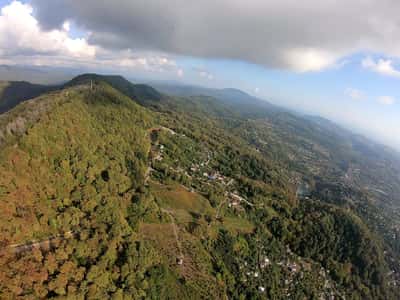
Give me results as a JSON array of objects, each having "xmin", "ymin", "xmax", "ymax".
[
  {"xmin": 0, "ymin": 1, "xmax": 95, "ymax": 59},
  {"xmin": 377, "ymin": 96, "xmax": 396, "ymax": 105},
  {"xmin": 283, "ymin": 48, "xmax": 339, "ymax": 72},
  {"xmin": 194, "ymin": 68, "xmax": 214, "ymax": 80},
  {"xmin": 345, "ymin": 88, "xmax": 364, "ymax": 100},
  {"xmin": 94, "ymin": 50, "xmax": 178, "ymax": 73},
  {"xmin": 30, "ymin": 0, "xmax": 400, "ymax": 72},
  {"xmin": 362, "ymin": 57, "xmax": 400, "ymax": 78},
  {"xmin": 0, "ymin": 1, "xmax": 183, "ymax": 76}
]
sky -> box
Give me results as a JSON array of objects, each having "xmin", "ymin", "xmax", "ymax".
[{"xmin": 0, "ymin": 0, "xmax": 400, "ymax": 150}]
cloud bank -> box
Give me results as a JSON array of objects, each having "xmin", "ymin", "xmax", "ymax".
[
  {"xmin": 0, "ymin": 1, "xmax": 182, "ymax": 78},
  {"xmin": 30, "ymin": 0, "xmax": 400, "ymax": 72}
]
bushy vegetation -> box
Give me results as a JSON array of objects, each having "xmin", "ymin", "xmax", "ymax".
[{"xmin": 0, "ymin": 75, "xmax": 398, "ymax": 299}]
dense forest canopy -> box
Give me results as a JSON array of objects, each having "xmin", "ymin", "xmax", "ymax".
[{"xmin": 0, "ymin": 75, "xmax": 398, "ymax": 299}]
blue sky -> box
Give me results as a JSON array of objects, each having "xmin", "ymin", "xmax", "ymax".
[{"xmin": 1, "ymin": 0, "xmax": 400, "ymax": 150}]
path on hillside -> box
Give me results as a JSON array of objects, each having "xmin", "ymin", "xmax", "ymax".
[
  {"xmin": 241, "ymin": 198, "xmax": 255, "ymax": 207},
  {"xmin": 215, "ymin": 199, "xmax": 228, "ymax": 220},
  {"xmin": 147, "ymin": 126, "xmax": 183, "ymax": 264},
  {"xmin": 144, "ymin": 166, "xmax": 154, "ymax": 185},
  {"xmin": 4, "ymin": 231, "xmax": 76, "ymax": 254},
  {"xmin": 160, "ymin": 208, "xmax": 184, "ymax": 264}
]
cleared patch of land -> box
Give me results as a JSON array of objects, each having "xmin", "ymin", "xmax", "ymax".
[{"xmin": 151, "ymin": 182, "xmax": 213, "ymax": 215}]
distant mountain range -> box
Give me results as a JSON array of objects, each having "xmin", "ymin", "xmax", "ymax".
[
  {"xmin": 0, "ymin": 65, "xmax": 79, "ymax": 85},
  {"xmin": 150, "ymin": 81, "xmax": 282, "ymax": 117},
  {"xmin": 0, "ymin": 81, "xmax": 57, "ymax": 114}
]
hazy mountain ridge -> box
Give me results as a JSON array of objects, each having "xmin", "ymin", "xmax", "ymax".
[
  {"xmin": 0, "ymin": 81, "xmax": 57, "ymax": 114},
  {"xmin": 152, "ymin": 82, "xmax": 282, "ymax": 118},
  {"xmin": 0, "ymin": 65, "xmax": 78, "ymax": 85}
]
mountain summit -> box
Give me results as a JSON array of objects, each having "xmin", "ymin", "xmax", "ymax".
[{"xmin": 66, "ymin": 74, "xmax": 163, "ymax": 106}]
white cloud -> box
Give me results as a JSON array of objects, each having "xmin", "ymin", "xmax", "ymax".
[
  {"xmin": 62, "ymin": 21, "xmax": 71, "ymax": 32},
  {"xmin": 362, "ymin": 57, "xmax": 400, "ymax": 78},
  {"xmin": 177, "ymin": 68, "xmax": 184, "ymax": 77},
  {"xmin": 254, "ymin": 87, "xmax": 260, "ymax": 94},
  {"xmin": 0, "ymin": 1, "xmax": 183, "ymax": 78},
  {"xmin": 284, "ymin": 48, "xmax": 339, "ymax": 72},
  {"xmin": 377, "ymin": 96, "xmax": 395, "ymax": 105},
  {"xmin": 0, "ymin": 1, "xmax": 95, "ymax": 58},
  {"xmin": 198, "ymin": 70, "xmax": 214, "ymax": 80},
  {"xmin": 345, "ymin": 88, "xmax": 364, "ymax": 100},
  {"xmin": 104, "ymin": 54, "xmax": 170, "ymax": 70}
]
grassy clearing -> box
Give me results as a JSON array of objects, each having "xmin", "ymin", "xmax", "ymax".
[
  {"xmin": 151, "ymin": 182, "xmax": 213, "ymax": 215},
  {"xmin": 139, "ymin": 223, "xmax": 178, "ymax": 265},
  {"xmin": 215, "ymin": 216, "xmax": 254, "ymax": 234}
]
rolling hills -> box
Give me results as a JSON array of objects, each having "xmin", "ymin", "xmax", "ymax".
[{"xmin": 0, "ymin": 74, "xmax": 398, "ymax": 299}]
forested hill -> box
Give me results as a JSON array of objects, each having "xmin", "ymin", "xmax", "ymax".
[
  {"xmin": 0, "ymin": 75, "xmax": 399, "ymax": 299},
  {"xmin": 66, "ymin": 74, "xmax": 164, "ymax": 106}
]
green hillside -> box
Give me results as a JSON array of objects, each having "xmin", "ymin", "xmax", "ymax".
[
  {"xmin": 0, "ymin": 76, "xmax": 398, "ymax": 299},
  {"xmin": 66, "ymin": 74, "xmax": 163, "ymax": 106}
]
